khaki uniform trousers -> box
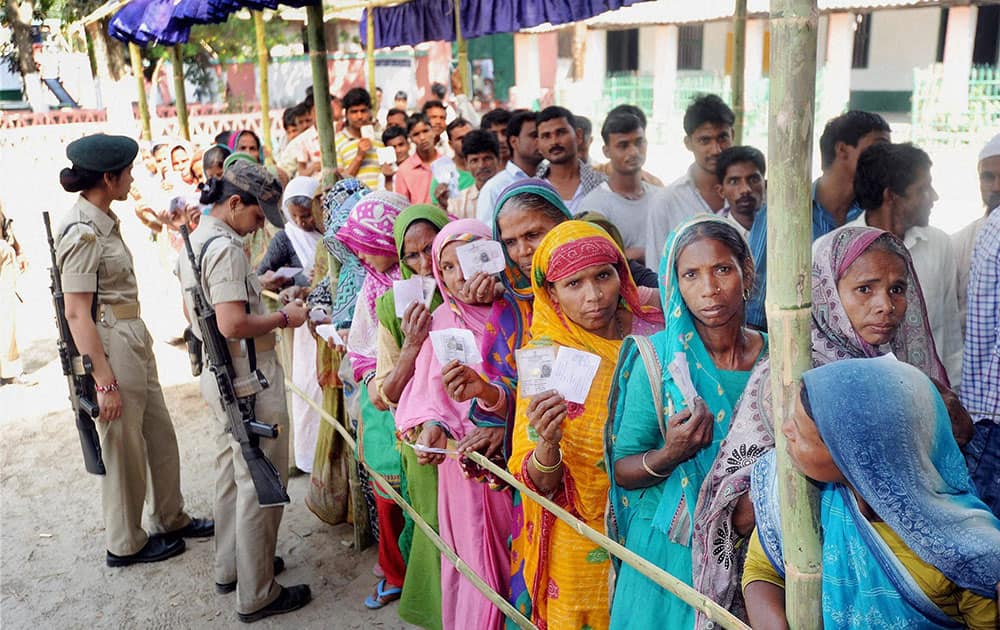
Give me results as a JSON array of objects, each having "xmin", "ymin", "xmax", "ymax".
[
  {"xmin": 96, "ymin": 312, "xmax": 189, "ymax": 555},
  {"xmin": 201, "ymin": 348, "xmax": 288, "ymax": 615}
]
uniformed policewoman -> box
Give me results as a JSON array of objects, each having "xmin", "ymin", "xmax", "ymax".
[
  {"xmin": 176, "ymin": 160, "xmax": 311, "ymax": 623},
  {"xmin": 55, "ymin": 134, "xmax": 214, "ymax": 567}
]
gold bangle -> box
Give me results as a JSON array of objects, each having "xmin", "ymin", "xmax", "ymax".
[
  {"xmin": 531, "ymin": 448, "xmax": 563, "ymax": 474},
  {"xmin": 641, "ymin": 451, "xmax": 669, "ymax": 478}
]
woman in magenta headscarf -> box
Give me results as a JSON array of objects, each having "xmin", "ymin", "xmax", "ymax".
[{"xmin": 395, "ymin": 219, "xmax": 513, "ymax": 630}]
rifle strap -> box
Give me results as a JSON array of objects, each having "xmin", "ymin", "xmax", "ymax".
[{"xmin": 197, "ymin": 233, "xmax": 257, "ymax": 372}]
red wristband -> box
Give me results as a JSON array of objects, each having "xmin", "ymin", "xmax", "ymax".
[{"xmin": 278, "ymin": 310, "xmax": 289, "ymax": 328}]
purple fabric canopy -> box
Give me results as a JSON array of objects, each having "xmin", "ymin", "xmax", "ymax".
[{"xmin": 360, "ymin": 0, "xmax": 650, "ymax": 48}]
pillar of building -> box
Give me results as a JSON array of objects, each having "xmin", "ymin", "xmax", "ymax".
[
  {"xmin": 651, "ymin": 24, "xmax": 679, "ymax": 136},
  {"xmin": 941, "ymin": 5, "xmax": 977, "ymax": 113},
  {"xmin": 822, "ymin": 12, "xmax": 854, "ymax": 120}
]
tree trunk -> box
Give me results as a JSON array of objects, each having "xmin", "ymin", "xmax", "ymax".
[
  {"xmin": 732, "ymin": 0, "xmax": 748, "ymax": 144},
  {"xmin": 170, "ymin": 46, "xmax": 190, "ymax": 141},
  {"xmin": 254, "ymin": 11, "xmax": 273, "ymax": 163},
  {"xmin": 766, "ymin": 0, "xmax": 823, "ymax": 628},
  {"xmin": 6, "ymin": 0, "xmax": 46, "ymax": 112}
]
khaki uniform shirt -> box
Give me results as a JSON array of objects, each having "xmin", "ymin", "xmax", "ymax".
[
  {"xmin": 55, "ymin": 196, "xmax": 138, "ymax": 306},
  {"xmin": 175, "ymin": 215, "xmax": 267, "ymax": 346}
]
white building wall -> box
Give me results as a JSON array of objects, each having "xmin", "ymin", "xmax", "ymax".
[
  {"xmin": 850, "ymin": 7, "xmax": 941, "ymax": 92},
  {"xmin": 638, "ymin": 26, "xmax": 658, "ymax": 75},
  {"xmin": 702, "ymin": 21, "xmax": 730, "ymax": 75}
]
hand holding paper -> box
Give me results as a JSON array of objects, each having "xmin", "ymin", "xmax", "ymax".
[
  {"xmin": 429, "ymin": 328, "xmax": 481, "ymax": 365},
  {"xmin": 456, "ymin": 240, "xmax": 506, "ymax": 277},
  {"xmin": 393, "ymin": 277, "xmax": 435, "ymax": 318},
  {"xmin": 272, "ymin": 266, "xmax": 303, "ymax": 281},
  {"xmin": 550, "ymin": 347, "xmax": 602, "ymax": 404}
]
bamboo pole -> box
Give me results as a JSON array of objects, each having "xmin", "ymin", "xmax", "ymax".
[
  {"xmin": 732, "ymin": 0, "xmax": 748, "ymax": 143},
  {"xmin": 365, "ymin": 7, "xmax": 376, "ymax": 95},
  {"xmin": 453, "ymin": 0, "xmax": 470, "ymax": 97},
  {"xmin": 170, "ymin": 45, "xmax": 190, "ymax": 141},
  {"xmin": 306, "ymin": 2, "xmax": 339, "ymax": 186},
  {"xmin": 282, "ymin": 377, "xmax": 751, "ymax": 630},
  {"xmin": 129, "ymin": 42, "xmax": 151, "ymax": 141},
  {"xmin": 253, "ymin": 10, "xmax": 274, "ymax": 164},
  {"xmin": 766, "ymin": 0, "xmax": 823, "ymax": 627}
]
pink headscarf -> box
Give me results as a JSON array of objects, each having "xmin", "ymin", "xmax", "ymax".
[{"xmin": 395, "ymin": 219, "xmax": 494, "ymax": 438}]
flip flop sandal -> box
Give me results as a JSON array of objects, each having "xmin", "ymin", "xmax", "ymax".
[{"xmin": 363, "ymin": 578, "xmax": 402, "ymax": 609}]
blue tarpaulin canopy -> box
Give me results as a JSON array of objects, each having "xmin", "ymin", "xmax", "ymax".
[{"xmin": 360, "ymin": 0, "xmax": 651, "ymax": 48}]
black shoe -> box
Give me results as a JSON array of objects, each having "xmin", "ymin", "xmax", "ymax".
[
  {"xmin": 106, "ymin": 535, "xmax": 186, "ymax": 567},
  {"xmin": 172, "ymin": 517, "xmax": 215, "ymax": 538},
  {"xmin": 237, "ymin": 584, "xmax": 311, "ymax": 623},
  {"xmin": 216, "ymin": 557, "xmax": 286, "ymax": 594}
]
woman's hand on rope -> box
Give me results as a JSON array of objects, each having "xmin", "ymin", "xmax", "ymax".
[
  {"xmin": 457, "ymin": 426, "xmax": 505, "ymax": 459},
  {"xmin": 416, "ymin": 424, "xmax": 448, "ymax": 466}
]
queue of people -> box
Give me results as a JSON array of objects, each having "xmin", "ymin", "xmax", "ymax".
[{"xmin": 45, "ymin": 81, "xmax": 1000, "ymax": 629}]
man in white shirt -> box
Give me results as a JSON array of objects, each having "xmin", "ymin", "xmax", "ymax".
[
  {"xmin": 534, "ymin": 106, "xmax": 606, "ymax": 215},
  {"xmin": 476, "ymin": 110, "xmax": 542, "ymax": 224},
  {"xmin": 953, "ymin": 132, "xmax": 1000, "ymax": 336},
  {"xmin": 714, "ymin": 145, "xmax": 766, "ymax": 237},
  {"xmin": 845, "ymin": 142, "xmax": 963, "ymax": 385},
  {"xmin": 646, "ymin": 94, "xmax": 734, "ymax": 268},
  {"xmin": 578, "ymin": 109, "xmax": 667, "ymax": 262}
]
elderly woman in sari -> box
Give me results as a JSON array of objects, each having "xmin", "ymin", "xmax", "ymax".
[
  {"xmin": 395, "ymin": 219, "xmax": 513, "ymax": 630},
  {"xmin": 334, "ymin": 190, "xmax": 411, "ymax": 609},
  {"xmin": 744, "ymin": 358, "xmax": 1000, "ymax": 628},
  {"xmin": 304, "ymin": 178, "xmax": 369, "ymax": 525},
  {"xmin": 441, "ymin": 179, "xmax": 572, "ymax": 471},
  {"xmin": 509, "ymin": 220, "xmax": 664, "ymax": 630},
  {"xmin": 606, "ymin": 217, "xmax": 766, "ymax": 629},
  {"xmin": 371, "ymin": 204, "xmax": 450, "ymax": 625},
  {"xmin": 692, "ymin": 226, "xmax": 967, "ymax": 626}
]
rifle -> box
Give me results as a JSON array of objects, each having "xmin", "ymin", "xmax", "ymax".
[
  {"xmin": 179, "ymin": 225, "xmax": 290, "ymax": 507},
  {"xmin": 43, "ymin": 212, "xmax": 105, "ymax": 475}
]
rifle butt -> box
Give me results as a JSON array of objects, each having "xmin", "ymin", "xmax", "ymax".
[
  {"xmin": 76, "ymin": 413, "xmax": 106, "ymax": 475},
  {"xmin": 246, "ymin": 454, "xmax": 290, "ymax": 507}
]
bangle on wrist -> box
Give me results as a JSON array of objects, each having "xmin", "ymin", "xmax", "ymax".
[
  {"xmin": 476, "ymin": 383, "xmax": 505, "ymax": 413},
  {"xmin": 95, "ymin": 379, "xmax": 120, "ymax": 394},
  {"xmin": 641, "ymin": 450, "xmax": 670, "ymax": 478},
  {"xmin": 531, "ymin": 447, "xmax": 563, "ymax": 474},
  {"xmin": 278, "ymin": 310, "xmax": 289, "ymax": 328}
]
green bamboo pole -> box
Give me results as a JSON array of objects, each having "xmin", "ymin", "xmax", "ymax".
[
  {"xmin": 306, "ymin": 2, "xmax": 339, "ymax": 186},
  {"xmin": 366, "ymin": 7, "xmax": 376, "ymax": 95},
  {"xmin": 732, "ymin": 0, "xmax": 747, "ymax": 144},
  {"xmin": 766, "ymin": 0, "xmax": 823, "ymax": 627},
  {"xmin": 253, "ymin": 10, "xmax": 274, "ymax": 164},
  {"xmin": 129, "ymin": 42, "xmax": 151, "ymax": 141},
  {"xmin": 454, "ymin": 0, "xmax": 470, "ymax": 97},
  {"xmin": 170, "ymin": 45, "xmax": 190, "ymax": 141}
]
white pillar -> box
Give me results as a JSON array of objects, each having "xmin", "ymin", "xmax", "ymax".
[
  {"xmin": 823, "ymin": 12, "xmax": 854, "ymax": 120},
  {"xmin": 512, "ymin": 33, "xmax": 541, "ymax": 109},
  {"xmin": 744, "ymin": 19, "xmax": 766, "ymax": 102},
  {"xmin": 941, "ymin": 5, "xmax": 977, "ymax": 114},
  {"xmin": 651, "ymin": 25, "xmax": 678, "ymax": 131}
]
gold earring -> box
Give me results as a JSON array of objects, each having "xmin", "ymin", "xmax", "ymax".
[{"xmin": 743, "ymin": 288, "xmax": 751, "ymax": 301}]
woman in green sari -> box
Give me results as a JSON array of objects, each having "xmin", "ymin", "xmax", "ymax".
[
  {"xmin": 605, "ymin": 216, "xmax": 767, "ymax": 629},
  {"xmin": 371, "ymin": 204, "xmax": 450, "ymax": 623}
]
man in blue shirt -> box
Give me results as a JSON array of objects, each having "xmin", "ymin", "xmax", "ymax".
[{"xmin": 745, "ymin": 111, "xmax": 891, "ymax": 330}]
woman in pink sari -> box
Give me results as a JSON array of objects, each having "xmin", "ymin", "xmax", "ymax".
[{"xmin": 395, "ymin": 219, "xmax": 514, "ymax": 630}]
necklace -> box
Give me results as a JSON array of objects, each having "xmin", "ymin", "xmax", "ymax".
[{"xmin": 614, "ymin": 311, "xmax": 626, "ymax": 340}]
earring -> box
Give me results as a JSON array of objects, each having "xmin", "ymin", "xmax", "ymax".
[{"xmin": 743, "ymin": 288, "xmax": 751, "ymax": 301}]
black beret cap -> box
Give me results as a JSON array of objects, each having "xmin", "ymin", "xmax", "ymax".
[{"xmin": 66, "ymin": 134, "xmax": 139, "ymax": 172}]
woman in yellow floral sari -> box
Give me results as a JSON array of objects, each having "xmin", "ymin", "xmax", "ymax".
[{"xmin": 508, "ymin": 221, "xmax": 664, "ymax": 630}]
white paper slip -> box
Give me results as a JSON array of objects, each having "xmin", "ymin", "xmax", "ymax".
[
  {"xmin": 550, "ymin": 347, "xmax": 602, "ymax": 404},
  {"xmin": 272, "ymin": 266, "xmax": 302, "ymax": 280},
  {"xmin": 667, "ymin": 352, "xmax": 699, "ymax": 405},
  {"xmin": 360, "ymin": 125, "xmax": 376, "ymax": 140},
  {"xmin": 407, "ymin": 442, "xmax": 459, "ymax": 457},
  {"xmin": 393, "ymin": 277, "xmax": 426, "ymax": 318},
  {"xmin": 456, "ymin": 240, "xmax": 506, "ymax": 277},
  {"xmin": 377, "ymin": 146, "xmax": 396, "ymax": 165},
  {"xmin": 315, "ymin": 324, "xmax": 344, "ymax": 346},
  {"xmin": 516, "ymin": 347, "xmax": 557, "ymax": 397},
  {"xmin": 429, "ymin": 328, "xmax": 481, "ymax": 365},
  {"xmin": 309, "ymin": 306, "xmax": 330, "ymax": 323}
]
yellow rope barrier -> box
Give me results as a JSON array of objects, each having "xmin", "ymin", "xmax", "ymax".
[
  {"xmin": 284, "ymin": 380, "xmax": 537, "ymax": 630},
  {"xmin": 265, "ymin": 291, "xmax": 748, "ymax": 629}
]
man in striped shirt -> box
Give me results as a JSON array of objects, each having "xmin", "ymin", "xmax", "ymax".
[{"xmin": 336, "ymin": 87, "xmax": 383, "ymax": 189}]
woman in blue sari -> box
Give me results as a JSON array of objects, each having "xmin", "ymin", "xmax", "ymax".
[
  {"xmin": 606, "ymin": 216, "xmax": 767, "ymax": 629},
  {"xmin": 745, "ymin": 357, "xmax": 1000, "ymax": 628}
]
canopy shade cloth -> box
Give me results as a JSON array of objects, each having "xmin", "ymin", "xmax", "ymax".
[
  {"xmin": 108, "ymin": 0, "xmax": 317, "ymax": 46},
  {"xmin": 360, "ymin": 0, "xmax": 652, "ymax": 48}
]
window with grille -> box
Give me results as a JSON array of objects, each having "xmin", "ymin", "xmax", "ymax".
[{"xmin": 678, "ymin": 24, "xmax": 704, "ymax": 71}]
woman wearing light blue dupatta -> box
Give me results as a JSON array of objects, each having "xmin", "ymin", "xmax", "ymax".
[
  {"xmin": 605, "ymin": 216, "xmax": 767, "ymax": 629},
  {"xmin": 746, "ymin": 357, "xmax": 1000, "ymax": 629}
]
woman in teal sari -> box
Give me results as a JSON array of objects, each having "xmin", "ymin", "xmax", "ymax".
[
  {"xmin": 605, "ymin": 216, "xmax": 767, "ymax": 629},
  {"xmin": 745, "ymin": 357, "xmax": 1000, "ymax": 628}
]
